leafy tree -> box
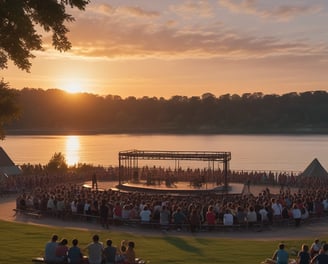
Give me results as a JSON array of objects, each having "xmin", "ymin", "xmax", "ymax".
[
  {"xmin": 46, "ymin": 152, "xmax": 68, "ymax": 173},
  {"xmin": 0, "ymin": 0, "xmax": 90, "ymax": 138},
  {"xmin": 0, "ymin": 79, "xmax": 20, "ymax": 139},
  {"xmin": 0, "ymin": 0, "xmax": 90, "ymax": 71}
]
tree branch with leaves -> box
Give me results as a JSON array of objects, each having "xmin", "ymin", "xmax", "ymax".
[{"xmin": 0, "ymin": 0, "xmax": 90, "ymax": 138}]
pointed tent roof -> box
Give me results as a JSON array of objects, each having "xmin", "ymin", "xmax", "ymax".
[
  {"xmin": 301, "ymin": 158, "xmax": 328, "ymax": 178},
  {"xmin": 0, "ymin": 147, "xmax": 22, "ymax": 176}
]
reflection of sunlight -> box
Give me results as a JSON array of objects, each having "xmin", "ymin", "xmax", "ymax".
[{"xmin": 65, "ymin": 136, "xmax": 80, "ymax": 166}]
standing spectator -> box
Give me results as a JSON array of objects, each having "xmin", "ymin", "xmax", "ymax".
[
  {"xmin": 291, "ymin": 204, "xmax": 302, "ymax": 227},
  {"xmin": 140, "ymin": 206, "xmax": 151, "ymax": 223},
  {"xmin": 113, "ymin": 202, "xmax": 122, "ymax": 225},
  {"xmin": 44, "ymin": 234, "xmax": 59, "ymax": 264},
  {"xmin": 92, "ymin": 173, "xmax": 98, "ymax": 190},
  {"xmin": 172, "ymin": 207, "xmax": 186, "ymax": 231},
  {"xmin": 189, "ymin": 208, "xmax": 201, "ymax": 233},
  {"xmin": 206, "ymin": 205, "xmax": 216, "ymax": 230},
  {"xmin": 223, "ymin": 209, "xmax": 234, "ymax": 226},
  {"xmin": 247, "ymin": 206, "xmax": 258, "ymax": 227},
  {"xmin": 271, "ymin": 198, "xmax": 282, "ymax": 223},
  {"xmin": 297, "ymin": 244, "xmax": 310, "ymax": 264},
  {"xmin": 160, "ymin": 205, "xmax": 171, "ymax": 231},
  {"xmin": 103, "ymin": 239, "xmax": 117, "ymax": 264},
  {"xmin": 68, "ymin": 239, "xmax": 83, "ymax": 264},
  {"xmin": 236, "ymin": 206, "xmax": 247, "ymax": 225},
  {"xmin": 86, "ymin": 234, "xmax": 103, "ymax": 264},
  {"xmin": 99, "ymin": 200, "xmax": 109, "ymax": 229}
]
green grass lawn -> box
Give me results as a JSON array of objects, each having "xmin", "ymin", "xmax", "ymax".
[{"xmin": 0, "ymin": 220, "xmax": 324, "ymax": 264}]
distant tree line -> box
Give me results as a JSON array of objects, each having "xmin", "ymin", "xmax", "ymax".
[{"xmin": 5, "ymin": 88, "xmax": 328, "ymax": 134}]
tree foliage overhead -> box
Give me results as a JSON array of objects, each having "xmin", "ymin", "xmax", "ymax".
[
  {"xmin": 6, "ymin": 88, "xmax": 328, "ymax": 134},
  {"xmin": 0, "ymin": 0, "xmax": 89, "ymax": 139},
  {"xmin": 0, "ymin": 0, "xmax": 89, "ymax": 72}
]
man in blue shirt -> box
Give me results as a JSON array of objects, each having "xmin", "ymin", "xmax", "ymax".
[
  {"xmin": 272, "ymin": 243, "xmax": 289, "ymax": 264},
  {"xmin": 44, "ymin": 234, "xmax": 58, "ymax": 264}
]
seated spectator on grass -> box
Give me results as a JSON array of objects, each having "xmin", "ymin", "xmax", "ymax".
[
  {"xmin": 103, "ymin": 239, "xmax": 117, "ymax": 264},
  {"xmin": 68, "ymin": 239, "xmax": 83, "ymax": 264},
  {"xmin": 124, "ymin": 241, "xmax": 136, "ymax": 264},
  {"xmin": 86, "ymin": 234, "xmax": 104, "ymax": 264},
  {"xmin": 55, "ymin": 238, "xmax": 69, "ymax": 263},
  {"xmin": 310, "ymin": 243, "xmax": 328, "ymax": 264},
  {"xmin": 310, "ymin": 239, "xmax": 321, "ymax": 258},
  {"xmin": 44, "ymin": 234, "xmax": 59, "ymax": 264},
  {"xmin": 297, "ymin": 244, "xmax": 310, "ymax": 264},
  {"xmin": 271, "ymin": 243, "xmax": 289, "ymax": 264}
]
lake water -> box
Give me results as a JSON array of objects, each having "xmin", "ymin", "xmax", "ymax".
[{"xmin": 1, "ymin": 134, "xmax": 328, "ymax": 172}]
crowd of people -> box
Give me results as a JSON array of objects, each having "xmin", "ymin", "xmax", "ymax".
[
  {"xmin": 264, "ymin": 239, "xmax": 328, "ymax": 264},
  {"xmin": 14, "ymin": 176, "xmax": 328, "ymax": 233},
  {"xmin": 44, "ymin": 234, "xmax": 140, "ymax": 264}
]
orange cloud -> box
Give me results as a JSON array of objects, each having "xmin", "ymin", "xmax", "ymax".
[{"xmin": 219, "ymin": 0, "xmax": 322, "ymax": 21}]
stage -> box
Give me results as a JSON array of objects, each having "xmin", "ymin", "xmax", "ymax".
[{"xmin": 83, "ymin": 180, "xmax": 248, "ymax": 196}]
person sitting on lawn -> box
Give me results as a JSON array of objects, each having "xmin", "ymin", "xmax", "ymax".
[
  {"xmin": 124, "ymin": 241, "xmax": 136, "ymax": 264},
  {"xmin": 311, "ymin": 243, "xmax": 328, "ymax": 264},
  {"xmin": 297, "ymin": 244, "xmax": 310, "ymax": 264},
  {"xmin": 103, "ymin": 239, "xmax": 117, "ymax": 264},
  {"xmin": 55, "ymin": 238, "xmax": 69, "ymax": 263},
  {"xmin": 86, "ymin": 234, "xmax": 104, "ymax": 264},
  {"xmin": 67, "ymin": 238, "xmax": 83, "ymax": 264},
  {"xmin": 44, "ymin": 234, "xmax": 59, "ymax": 264},
  {"xmin": 271, "ymin": 243, "xmax": 289, "ymax": 264}
]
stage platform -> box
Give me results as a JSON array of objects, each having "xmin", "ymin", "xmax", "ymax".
[{"xmin": 83, "ymin": 180, "xmax": 247, "ymax": 196}]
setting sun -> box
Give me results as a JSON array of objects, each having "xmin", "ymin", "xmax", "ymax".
[{"xmin": 63, "ymin": 80, "xmax": 84, "ymax": 94}]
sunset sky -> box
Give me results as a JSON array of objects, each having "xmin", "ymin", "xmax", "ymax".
[{"xmin": 2, "ymin": 0, "xmax": 328, "ymax": 98}]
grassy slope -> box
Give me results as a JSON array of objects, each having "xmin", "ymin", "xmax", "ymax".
[{"xmin": 2, "ymin": 220, "xmax": 325, "ymax": 264}]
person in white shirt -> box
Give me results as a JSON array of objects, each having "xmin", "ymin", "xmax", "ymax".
[
  {"xmin": 140, "ymin": 206, "xmax": 151, "ymax": 223},
  {"xmin": 291, "ymin": 204, "xmax": 302, "ymax": 227},
  {"xmin": 247, "ymin": 206, "xmax": 258, "ymax": 227},
  {"xmin": 86, "ymin": 234, "xmax": 103, "ymax": 264},
  {"xmin": 271, "ymin": 198, "xmax": 282, "ymax": 222},
  {"xmin": 258, "ymin": 205, "xmax": 268, "ymax": 223},
  {"xmin": 223, "ymin": 209, "xmax": 234, "ymax": 226}
]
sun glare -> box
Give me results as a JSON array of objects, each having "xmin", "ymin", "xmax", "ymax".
[
  {"xmin": 65, "ymin": 135, "xmax": 80, "ymax": 166},
  {"xmin": 64, "ymin": 81, "xmax": 83, "ymax": 94}
]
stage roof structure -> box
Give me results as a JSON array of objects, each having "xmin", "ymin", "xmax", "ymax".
[{"xmin": 118, "ymin": 150, "xmax": 231, "ymax": 188}]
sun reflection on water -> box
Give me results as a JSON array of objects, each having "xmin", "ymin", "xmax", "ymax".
[{"xmin": 65, "ymin": 135, "xmax": 80, "ymax": 166}]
